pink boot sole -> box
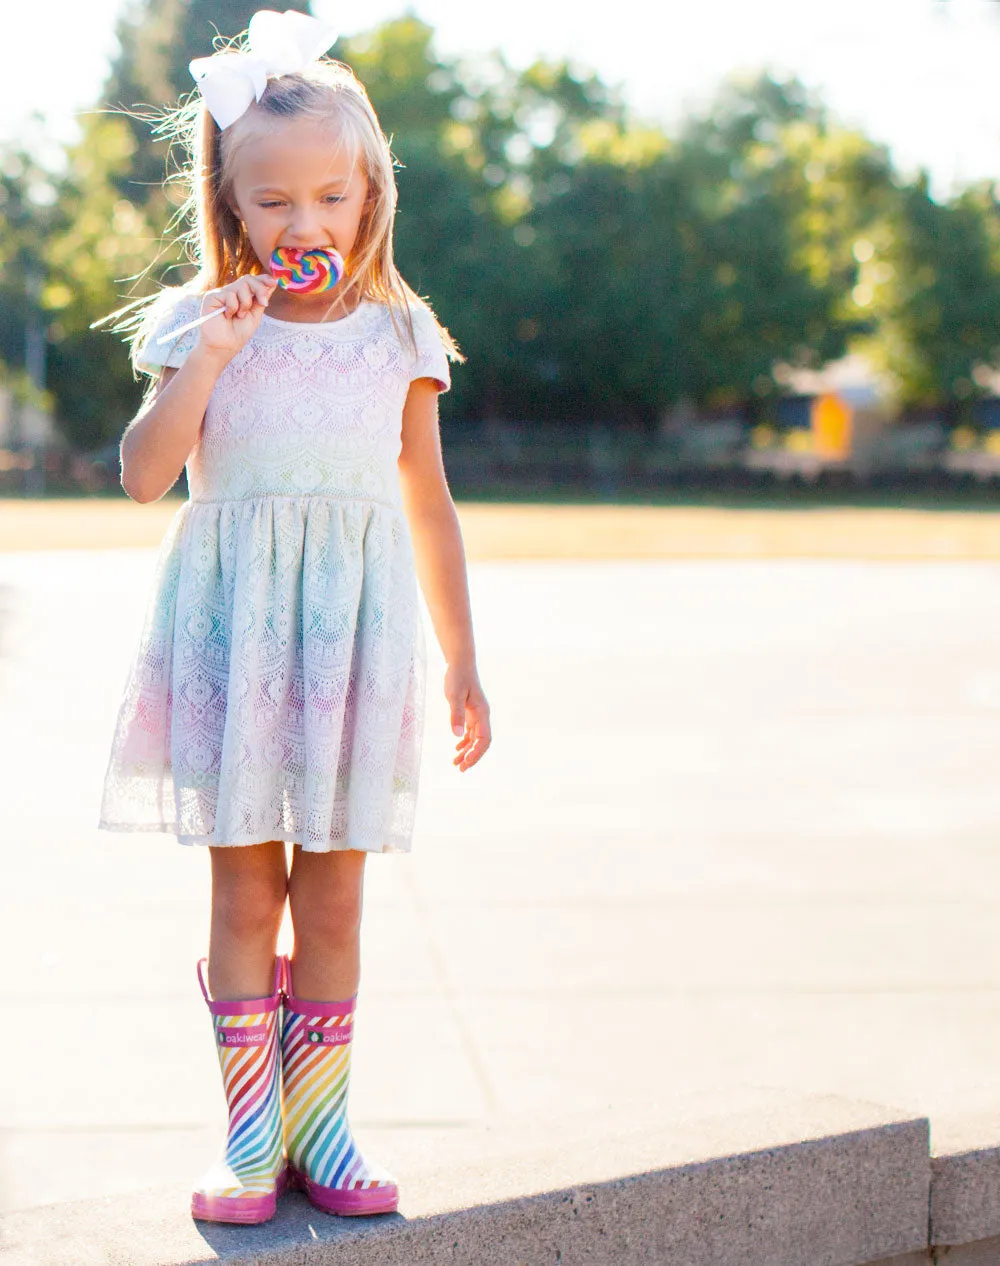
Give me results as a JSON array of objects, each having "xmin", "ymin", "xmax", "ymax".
[
  {"xmin": 191, "ymin": 1164, "xmax": 290, "ymax": 1224},
  {"xmin": 288, "ymin": 1165, "xmax": 398, "ymax": 1216}
]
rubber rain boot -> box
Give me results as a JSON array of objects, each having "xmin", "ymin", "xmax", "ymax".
[
  {"xmin": 191, "ymin": 955, "xmax": 288, "ymax": 1224},
  {"xmin": 279, "ymin": 954, "xmax": 398, "ymax": 1215}
]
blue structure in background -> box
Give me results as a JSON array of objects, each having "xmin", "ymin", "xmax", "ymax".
[
  {"xmin": 973, "ymin": 398, "xmax": 1000, "ymax": 430},
  {"xmin": 776, "ymin": 396, "xmax": 813, "ymax": 430}
]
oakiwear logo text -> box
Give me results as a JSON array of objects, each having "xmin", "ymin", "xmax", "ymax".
[
  {"xmin": 217, "ymin": 1026, "xmax": 268, "ymax": 1046},
  {"xmin": 306, "ymin": 1026, "xmax": 352, "ymax": 1046}
]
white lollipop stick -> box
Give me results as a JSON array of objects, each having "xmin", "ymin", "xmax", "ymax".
[{"xmin": 155, "ymin": 305, "xmax": 227, "ymax": 345}]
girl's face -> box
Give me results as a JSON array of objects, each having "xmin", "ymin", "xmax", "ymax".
[{"xmin": 226, "ymin": 115, "xmax": 370, "ymax": 313}]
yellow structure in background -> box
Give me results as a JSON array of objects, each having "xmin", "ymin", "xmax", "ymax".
[{"xmin": 812, "ymin": 393, "xmax": 853, "ymax": 459}]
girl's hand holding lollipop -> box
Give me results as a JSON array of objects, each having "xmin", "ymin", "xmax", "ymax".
[
  {"xmin": 185, "ymin": 273, "xmax": 279, "ymax": 359},
  {"xmin": 158, "ymin": 247, "xmax": 347, "ymax": 357}
]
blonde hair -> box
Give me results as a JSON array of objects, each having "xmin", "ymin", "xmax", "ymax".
[{"xmin": 98, "ymin": 38, "xmax": 464, "ymax": 379}]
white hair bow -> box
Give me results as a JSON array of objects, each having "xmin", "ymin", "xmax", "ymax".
[{"xmin": 189, "ymin": 9, "xmax": 339, "ymax": 130}]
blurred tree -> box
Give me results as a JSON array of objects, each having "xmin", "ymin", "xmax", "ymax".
[
  {"xmin": 506, "ymin": 73, "xmax": 901, "ymax": 425},
  {"xmin": 41, "ymin": 114, "xmax": 161, "ymax": 451},
  {"xmin": 29, "ymin": 4, "xmax": 1000, "ymax": 453},
  {"xmin": 864, "ymin": 175, "xmax": 1000, "ymax": 415},
  {"xmin": 663, "ymin": 75, "xmax": 899, "ymax": 415},
  {"xmin": 0, "ymin": 133, "xmax": 62, "ymax": 441},
  {"xmin": 0, "ymin": 138, "xmax": 55, "ymax": 374}
]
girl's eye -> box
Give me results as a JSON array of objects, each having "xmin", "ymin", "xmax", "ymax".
[{"xmin": 258, "ymin": 196, "xmax": 344, "ymax": 208}]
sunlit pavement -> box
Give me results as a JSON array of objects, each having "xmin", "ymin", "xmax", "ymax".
[{"xmin": 2, "ymin": 549, "xmax": 1000, "ymax": 1214}]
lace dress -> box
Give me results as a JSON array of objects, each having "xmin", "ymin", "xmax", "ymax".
[{"xmin": 97, "ymin": 289, "xmax": 452, "ymax": 852}]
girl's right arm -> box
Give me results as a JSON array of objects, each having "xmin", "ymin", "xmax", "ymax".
[
  {"xmin": 120, "ymin": 344, "xmax": 229, "ymax": 504},
  {"xmin": 120, "ymin": 273, "xmax": 277, "ymax": 504}
]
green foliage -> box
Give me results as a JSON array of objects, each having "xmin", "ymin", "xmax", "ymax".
[
  {"xmin": 30, "ymin": 112, "xmax": 165, "ymax": 450},
  {"xmin": 862, "ymin": 176, "xmax": 1000, "ymax": 412},
  {"xmin": 5, "ymin": 1, "xmax": 1000, "ymax": 450},
  {"xmin": 0, "ymin": 134, "xmax": 59, "ymax": 374}
]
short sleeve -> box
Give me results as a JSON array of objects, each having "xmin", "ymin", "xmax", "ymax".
[
  {"xmin": 407, "ymin": 301, "xmax": 451, "ymax": 394},
  {"xmin": 133, "ymin": 291, "xmax": 203, "ymax": 376}
]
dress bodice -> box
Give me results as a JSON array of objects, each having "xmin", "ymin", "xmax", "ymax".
[{"xmin": 136, "ymin": 292, "xmax": 452, "ymax": 508}]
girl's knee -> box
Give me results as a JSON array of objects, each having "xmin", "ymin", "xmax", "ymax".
[
  {"xmin": 291, "ymin": 878, "xmax": 364, "ymax": 944},
  {"xmin": 296, "ymin": 887, "xmax": 363, "ymax": 935},
  {"xmin": 211, "ymin": 847, "xmax": 287, "ymax": 937},
  {"xmin": 214, "ymin": 885, "xmax": 285, "ymax": 939}
]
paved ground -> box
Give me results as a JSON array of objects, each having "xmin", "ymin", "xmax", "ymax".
[
  {"xmin": 4, "ymin": 496, "xmax": 1000, "ymax": 558},
  {"xmin": 2, "ymin": 547, "xmax": 1000, "ymax": 1216}
]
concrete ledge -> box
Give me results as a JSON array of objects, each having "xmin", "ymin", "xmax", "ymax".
[
  {"xmin": 932, "ymin": 1241, "xmax": 1000, "ymax": 1266},
  {"xmin": 931, "ymin": 1109, "xmax": 1000, "ymax": 1249},
  {"xmin": 1, "ymin": 1088, "xmax": 932, "ymax": 1266}
]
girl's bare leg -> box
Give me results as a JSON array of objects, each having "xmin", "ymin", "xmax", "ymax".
[
  {"xmin": 286, "ymin": 845, "xmax": 367, "ymax": 1000},
  {"xmin": 207, "ymin": 841, "xmax": 288, "ymax": 999}
]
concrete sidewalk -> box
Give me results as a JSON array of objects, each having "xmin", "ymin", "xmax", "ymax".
[{"xmin": 2, "ymin": 553, "xmax": 1000, "ymax": 1254}]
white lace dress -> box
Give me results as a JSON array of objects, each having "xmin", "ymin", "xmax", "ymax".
[{"xmin": 97, "ymin": 289, "xmax": 451, "ymax": 852}]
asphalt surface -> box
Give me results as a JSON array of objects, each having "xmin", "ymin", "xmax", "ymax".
[{"xmin": 2, "ymin": 549, "xmax": 1000, "ymax": 1215}]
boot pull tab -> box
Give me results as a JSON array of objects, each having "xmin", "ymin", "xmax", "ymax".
[{"xmin": 196, "ymin": 957, "xmax": 212, "ymax": 1004}]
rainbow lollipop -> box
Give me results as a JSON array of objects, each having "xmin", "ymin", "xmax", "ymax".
[{"xmin": 269, "ymin": 246, "xmax": 345, "ymax": 294}]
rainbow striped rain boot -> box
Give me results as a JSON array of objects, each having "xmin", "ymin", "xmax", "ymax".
[
  {"xmin": 190, "ymin": 956, "xmax": 289, "ymax": 1224},
  {"xmin": 279, "ymin": 954, "xmax": 399, "ymax": 1215}
]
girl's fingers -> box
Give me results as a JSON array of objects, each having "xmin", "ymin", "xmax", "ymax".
[
  {"xmin": 240, "ymin": 276, "xmax": 276, "ymax": 314},
  {"xmin": 232, "ymin": 282, "xmax": 253, "ymax": 317},
  {"xmin": 456, "ymin": 737, "xmax": 488, "ymax": 769},
  {"xmin": 208, "ymin": 275, "xmax": 278, "ymax": 322},
  {"xmin": 452, "ymin": 702, "xmax": 490, "ymax": 747},
  {"xmin": 453, "ymin": 714, "xmax": 490, "ymax": 767},
  {"xmin": 251, "ymin": 274, "xmax": 277, "ymax": 298}
]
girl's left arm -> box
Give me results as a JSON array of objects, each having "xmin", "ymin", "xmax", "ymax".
[{"xmin": 398, "ymin": 377, "xmax": 491, "ymax": 771}]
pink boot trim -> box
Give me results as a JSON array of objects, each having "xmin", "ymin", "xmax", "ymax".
[
  {"xmin": 191, "ymin": 1165, "xmax": 289, "ymax": 1224},
  {"xmin": 288, "ymin": 1164, "xmax": 398, "ymax": 1216}
]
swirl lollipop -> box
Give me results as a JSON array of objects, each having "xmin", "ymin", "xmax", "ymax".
[{"xmin": 269, "ymin": 246, "xmax": 345, "ymax": 294}]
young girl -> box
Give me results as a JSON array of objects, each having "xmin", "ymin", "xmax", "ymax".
[{"xmin": 96, "ymin": 8, "xmax": 491, "ymax": 1226}]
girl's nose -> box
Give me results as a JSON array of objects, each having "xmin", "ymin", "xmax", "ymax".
[{"xmin": 286, "ymin": 208, "xmax": 326, "ymax": 241}]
